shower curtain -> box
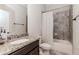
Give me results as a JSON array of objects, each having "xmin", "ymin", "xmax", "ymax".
[{"xmin": 42, "ymin": 11, "xmax": 53, "ymax": 45}]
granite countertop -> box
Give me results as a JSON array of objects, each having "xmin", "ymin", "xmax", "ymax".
[{"xmin": 0, "ymin": 36, "xmax": 39, "ymax": 55}]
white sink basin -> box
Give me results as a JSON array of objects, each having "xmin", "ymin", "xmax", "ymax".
[{"xmin": 10, "ymin": 39, "xmax": 29, "ymax": 45}]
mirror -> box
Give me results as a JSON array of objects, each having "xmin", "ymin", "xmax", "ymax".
[
  {"xmin": 0, "ymin": 9, "xmax": 10, "ymax": 33},
  {"xmin": 0, "ymin": 4, "xmax": 28, "ymax": 36}
]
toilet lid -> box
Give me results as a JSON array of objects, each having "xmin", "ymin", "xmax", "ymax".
[{"xmin": 40, "ymin": 43, "xmax": 51, "ymax": 50}]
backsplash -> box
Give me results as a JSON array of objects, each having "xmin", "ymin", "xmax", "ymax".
[
  {"xmin": 0, "ymin": 27, "xmax": 29, "ymax": 41},
  {"xmin": 7, "ymin": 33, "xmax": 28, "ymax": 40}
]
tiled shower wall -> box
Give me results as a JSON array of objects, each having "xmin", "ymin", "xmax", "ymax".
[
  {"xmin": 51, "ymin": 5, "xmax": 73, "ymax": 43},
  {"xmin": 53, "ymin": 10, "xmax": 70, "ymax": 41}
]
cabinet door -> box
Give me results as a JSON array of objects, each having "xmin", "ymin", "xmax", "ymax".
[
  {"xmin": 9, "ymin": 40, "xmax": 39, "ymax": 55},
  {"xmin": 27, "ymin": 46, "xmax": 39, "ymax": 55}
]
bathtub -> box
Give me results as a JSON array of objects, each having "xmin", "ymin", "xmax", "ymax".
[{"xmin": 51, "ymin": 39, "xmax": 72, "ymax": 55}]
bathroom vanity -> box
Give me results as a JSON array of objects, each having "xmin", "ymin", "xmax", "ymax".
[
  {"xmin": 0, "ymin": 37, "xmax": 39, "ymax": 55},
  {"xmin": 9, "ymin": 40, "xmax": 39, "ymax": 55}
]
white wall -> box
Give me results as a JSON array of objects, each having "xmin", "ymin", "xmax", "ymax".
[
  {"xmin": 27, "ymin": 4, "xmax": 45, "ymax": 39},
  {"xmin": 73, "ymin": 5, "xmax": 79, "ymax": 54},
  {"xmin": 6, "ymin": 4, "xmax": 27, "ymax": 35}
]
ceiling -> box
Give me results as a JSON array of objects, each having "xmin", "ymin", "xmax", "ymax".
[{"xmin": 20, "ymin": 4, "xmax": 27, "ymax": 8}]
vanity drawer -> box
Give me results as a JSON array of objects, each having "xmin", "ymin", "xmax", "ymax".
[{"xmin": 9, "ymin": 40, "xmax": 39, "ymax": 55}]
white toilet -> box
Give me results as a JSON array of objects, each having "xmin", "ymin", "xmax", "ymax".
[{"xmin": 40, "ymin": 43, "xmax": 51, "ymax": 55}]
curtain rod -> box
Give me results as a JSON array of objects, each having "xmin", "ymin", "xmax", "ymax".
[
  {"xmin": 41, "ymin": 5, "xmax": 72, "ymax": 13},
  {"xmin": 73, "ymin": 15, "xmax": 79, "ymax": 20}
]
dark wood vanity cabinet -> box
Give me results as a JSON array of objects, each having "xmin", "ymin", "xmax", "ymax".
[{"xmin": 9, "ymin": 40, "xmax": 39, "ymax": 55}]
